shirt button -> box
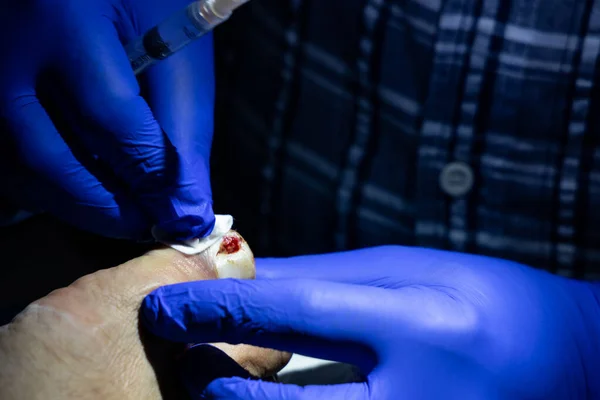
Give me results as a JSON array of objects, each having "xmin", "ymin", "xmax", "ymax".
[{"xmin": 439, "ymin": 161, "xmax": 474, "ymax": 197}]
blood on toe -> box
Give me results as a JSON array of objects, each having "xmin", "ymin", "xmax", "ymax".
[{"xmin": 218, "ymin": 235, "xmax": 241, "ymax": 254}]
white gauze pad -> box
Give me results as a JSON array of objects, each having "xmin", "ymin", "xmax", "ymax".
[{"xmin": 151, "ymin": 214, "xmax": 234, "ymax": 255}]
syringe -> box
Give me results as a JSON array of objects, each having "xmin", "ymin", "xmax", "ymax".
[{"xmin": 126, "ymin": 0, "xmax": 250, "ymax": 75}]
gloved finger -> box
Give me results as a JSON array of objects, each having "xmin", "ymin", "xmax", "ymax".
[
  {"xmin": 0, "ymin": 169, "xmax": 149, "ymax": 239},
  {"xmin": 54, "ymin": 13, "xmax": 214, "ymax": 240},
  {"xmin": 257, "ymin": 246, "xmax": 492, "ymax": 287},
  {"xmin": 143, "ymin": 278, "xmax": 475, "ymax": 359},
  {"xmin": 0, "ymin": 92, "xmax": 150, "ymax": 238},
  {"xmin": 256, "ymin": 246, "xmax": 408, "ymax": 285},
  {"xmin": 142, "ymin": 279, "xmax": 397, "ymax": 363},
  {"xmin": 141, "ymin": 33, "xmax": 216, "ymax": 240},
  {"xmin": 200, "ymin": 377, "xmax": 370, "ymax": 400}
]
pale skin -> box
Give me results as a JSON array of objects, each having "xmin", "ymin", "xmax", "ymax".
[{"xmin": 0, "ymin": 224, "xmax": 290, "ymax": 399}]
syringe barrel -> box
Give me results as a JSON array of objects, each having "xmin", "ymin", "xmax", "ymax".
[{"xmin": 126, "ymin": 1, "xmax": 226, "ymax": 75}]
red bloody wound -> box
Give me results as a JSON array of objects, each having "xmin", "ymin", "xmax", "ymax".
[{"xmin": 219, "ymin": 235, "xmax": 242, "ymax": 254}]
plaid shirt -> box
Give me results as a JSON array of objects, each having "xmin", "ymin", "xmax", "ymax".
[{"xmin": 210, "ymin": 0, "xmax": 600, "ymax": 280}]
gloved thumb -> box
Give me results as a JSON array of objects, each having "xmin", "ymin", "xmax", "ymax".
[{"xmin": 201, "ymin": 376, "xmax": 370, "ymax": 400}]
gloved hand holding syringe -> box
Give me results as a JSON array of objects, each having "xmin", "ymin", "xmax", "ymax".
[
  {"xmin": 127, "ymin": 0, "xmax": 249, "ymax": 75},
  {"xmin": 124, "ymin": 0, "xmax": 258, "ymax": 252},
  {"xmin": 0, "ymin": 0, "xmax": 252, "ymax": 241}
]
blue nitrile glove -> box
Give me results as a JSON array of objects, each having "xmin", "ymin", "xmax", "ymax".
[
  {"xmin": 142, "ymin": 246, "xmax": 600, "ymax": 399},
  {"xmin": 0, "ymin": 0, "xmax": 216, "ymax": 240}
]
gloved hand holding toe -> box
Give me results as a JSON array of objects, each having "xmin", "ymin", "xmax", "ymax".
[{"xmin": 142, "ymin": 246, "xmax": 600, "ymax": 399}]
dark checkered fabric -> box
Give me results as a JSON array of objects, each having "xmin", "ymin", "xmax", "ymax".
[{"xmin": 210, "ymin": 0, "xmax": 600, "ymax": 279}]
